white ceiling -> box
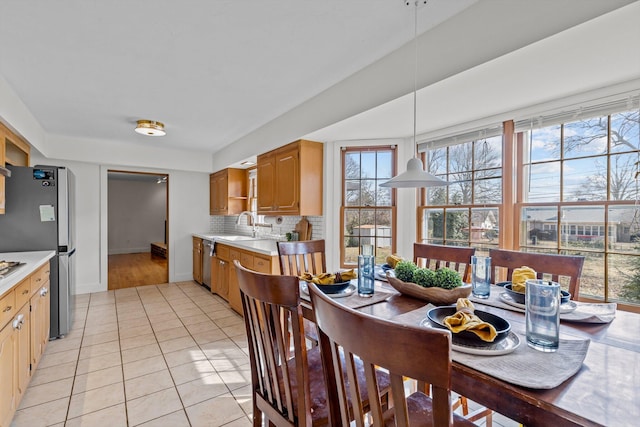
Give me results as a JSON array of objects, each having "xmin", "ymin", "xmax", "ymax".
[{"xmin": 0, "ymin": 0, "xmax": 638, "ymax": 171}]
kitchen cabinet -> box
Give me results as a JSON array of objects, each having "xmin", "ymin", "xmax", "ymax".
[
  {"xmin": 0, "ymin": 122, "xmax": 31, "ymax": 215},
  {"xmin": 257, "ymin": 139, "xmax": 323, "ymax": 216},
  {"xmin": 30, "ymin": 283, "xmax": 50, "ymax": 371},
  {"xmin": 193, "ymin": 237, "xmax": 203, "ymax": 284},
  {"xmin": 0, "ymin": 319, "xmax": 16, "ymax": 427},
  {"xmin": 0, "ymin": 261, "xmax": 50, "ymax": 427},
  {"xmin": 211, "ymin": 245, "xmax": 229, "ymax": 300},
  {"xmin": 211, "ymin": 243, "xmax": 277, "ymax": 315},
  {"xmin": 209, "ymin": 168, "xmax": 247, "ymax": 215}
]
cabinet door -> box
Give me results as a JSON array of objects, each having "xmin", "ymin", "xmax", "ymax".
[
  {"xmin": 216, "ymin": 173, "xmax": 229, "ymax": 213},
  {"xmin": 275, "ymin": 146, "xmax": 300, "ymax": 213},
  {"xmin": 257, "ymin": 152, "xmax": 276, "ymax": 213},
  {"xmin": 193, "ymin": 237, "xmax": 203, "ymax": 284},
  {"xmin": 228, "ymin": 251, "xmax": 250, "ymax": 315},
  {"xmin": 216, "ymin": 259, "xmax": 229, "ymax": 301},
  {"xmin": 209, "ymin": 173, "xmax": 217, "ymax": 215},
  {"xmin": 30, "ymin": 286, "xmax": 49, "ymax": 371},
  {"xmin": 0, "ymin": 321, "xmax": 16, "ymax": 427},
  {"xmin": 15, "ymin": 304, "xmax": 30, "ymax": 401}
]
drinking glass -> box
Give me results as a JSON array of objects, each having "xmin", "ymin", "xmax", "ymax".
[
  {"xmin": 471, "ymin": 256, "xmax": 491, "ymax": 299},
  {"xmin": 525, "ymin": 279, "xmax": 560, "ymax": 352},
  {"xmin": 358, "ymin": 252, "xmax": 375, "ymax": 298}
]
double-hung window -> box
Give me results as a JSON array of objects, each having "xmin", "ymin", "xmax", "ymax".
[{"xmin": 340, "ymin": 147, "xmax": 396, "ymax": 266}]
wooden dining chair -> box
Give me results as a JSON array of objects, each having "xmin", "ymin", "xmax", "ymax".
[
  {"xmin": 413, "ymin": 243, "xmax": 476, "ymax": 283},
  {"xmin": 277, "ymin": 240, "xmax": 328, "ymax": 345},
  {"xmin": 413, "ymin": 243, "xmax": 493, "ymax": 425},
  {"xmin": 488, "ymin": 249, "xmax": 585, "ymax": 298},
  {"xmin": 308, "ymin": 282, "xmax": 475, "ymax": 427},
  {"xmin": 234, "ymin": 261, "xmax": 391, "ymax": 426},
  {"xmin": 277, "ymin": 240, "xmax": 327, "ymax": 276}
]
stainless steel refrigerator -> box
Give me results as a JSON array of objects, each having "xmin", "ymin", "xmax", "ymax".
[{"xmin": 0, "ymin": 165, "xmax": 76, "ymax": 339}]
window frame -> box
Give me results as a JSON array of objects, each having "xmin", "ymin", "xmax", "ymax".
[{"xmin": 339, "ymin": 146, "xmax": 397, "ymax": 267}]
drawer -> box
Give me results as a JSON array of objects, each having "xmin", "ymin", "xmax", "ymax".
[
  {"xmin": 30, "ymin": 263, "xmax": 50, "ymax": 294},
  {"xmin": 216, "ymin": 245, "xmax": 230, "ymax": 261},
  {"xmin": 240, "ymin": 252, "xmax": 254, "ymax": 269},
  {"xmin": 253, "ymin": 255, "xmax": 272, "ymax": 274},
  {"xmin": 0, "ymin": 289, "xmax": 16, "ymax": 328},
  {"xmin": 15, "ymin": 278, "xmax": 32, "ymax": 308},
  {"xmin": 230, "ymin": 249, "xmax": 242, "ymax": 262}
]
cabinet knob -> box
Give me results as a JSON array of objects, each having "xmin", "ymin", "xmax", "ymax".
[
  {"xmin": 2, "ymin": 305, "xmax": 12, "ymax": 313},
  {"xmin": 41, "ymin": 287, "xmax": 49, "ymax": 297},
  {"xmin": 12, "ymin": 314, "xmax": 24, "ymax": 330},
  {"xmin": 22, "ymin": 289, "xmax": 29, "ymax": 295}
]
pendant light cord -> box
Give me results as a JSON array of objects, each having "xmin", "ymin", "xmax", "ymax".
[{"xmin": 413, "ymin": 0, "xmax": 418, "ymax": 157}]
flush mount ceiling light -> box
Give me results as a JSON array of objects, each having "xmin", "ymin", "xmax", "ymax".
[
  {"xmin": 380, "ymin": 0, "xmax": 448, "ymax": 189},
  {"xmin": 135, "ymin": 120, "xmax": 166, "ymax": 136}
]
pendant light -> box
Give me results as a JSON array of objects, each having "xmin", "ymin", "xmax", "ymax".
[{"xmin": 380, "ymin": 0, "xmax": 447, "ymax": 188}]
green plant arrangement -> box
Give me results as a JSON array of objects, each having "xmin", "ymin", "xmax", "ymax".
[{"xmin": 386, "ymin": 260, "xmax": 469, "ymax": 305}]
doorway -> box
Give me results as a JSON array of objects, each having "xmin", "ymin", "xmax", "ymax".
[{"xmin": 107, "ymin": 171, "xmax": 169, "ymax": 290}]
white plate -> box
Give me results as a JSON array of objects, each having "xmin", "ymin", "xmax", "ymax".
[
  {"xmin": 374, "ymin": 266, "xmax": 394, "ymax": 282},
  {"xmin": 300, "ymin": 281, "xmax": 356, "ymax": 298},
  {"xmin": 500, "ymin": 292, "xmax": 577, "ymax": 314},
  {"xmin": 419, "ymin": 318, "xmax": 521, "ymax": 356}
]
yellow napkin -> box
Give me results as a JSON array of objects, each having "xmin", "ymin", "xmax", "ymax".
[
  {"xmin": 512, "ymin": 266, "xmax": 536, "ymax": 293},
  {"xmin": 443, "ymin": 298, "xmax": 497, "ymax": 342},
  {"xmin": 299, "ymin": 269, "xmax": 356, "ymax": 284},
  {"xmin": 385, "ymin": 254, "xmax": 402, "ymax": 268}
]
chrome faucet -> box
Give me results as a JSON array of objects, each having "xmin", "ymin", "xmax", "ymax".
[{"xmin": 236, "ymin": 211, "xmax": 258, "ymax": 237}]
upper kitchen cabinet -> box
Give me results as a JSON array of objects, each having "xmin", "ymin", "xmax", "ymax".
[
  {"xmin": 209, "ymin": 168, "xmax": 247, "ymax": 215},
  {"xmin": 257, "ymin": 139, "xmax": 323, "ymax": 216},
  {"xmin": 0, "ymin": 122, "xmax": 30, "ymax": 215}
]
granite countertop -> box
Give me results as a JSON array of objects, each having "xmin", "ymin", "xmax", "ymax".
[
  {"xmin": 0, "ymin": 251, "xmax": 56, "ymax": 297},
  {"xmin": 193, "ymin": 233, "xmax": 279, "ymax": 256}
]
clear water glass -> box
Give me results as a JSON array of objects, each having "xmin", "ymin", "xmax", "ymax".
[
  {"xmin": 471, "ymin": 256, "xmax": 491, "ymax": 299},
  {"xmin": 358, "ymin": 254, "xmax": 375, "ymax": 297},
  {"xmin": 525, "ymin": 279, "xmax": 560, "ymax": 352}
]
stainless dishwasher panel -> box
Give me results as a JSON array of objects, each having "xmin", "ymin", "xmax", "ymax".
[{"xmin": 202, "ymin": 240, "xmax": 213, "ymax": 289}]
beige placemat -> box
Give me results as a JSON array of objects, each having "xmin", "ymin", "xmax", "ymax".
[
  {"xmin": 339, "ymin": 290, "xmax": 394, "ymax": 309},
  {"xmin": 470, "ymin": 288, "xmax": 617, "ymax": 324},
  {"xmin": 299, "ymin": 282, "xmax": 393, "ymax": 309},
  {"xmin": 395, "ymin": 305, "xmax": 590, "ymax": 389},
  {"xmin": 452, "ymin": 336, "xmax": 590, "ymax": 389}
]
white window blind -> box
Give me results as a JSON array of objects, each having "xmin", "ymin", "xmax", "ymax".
[
  {"xmin": 514, "ymin": 94, "xmax": 640, "ymax": 132},
  {"xmin": 417, "ymin": 123, "xmax": 503, "ymax": 153}
]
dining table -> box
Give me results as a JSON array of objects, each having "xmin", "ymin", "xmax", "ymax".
[{"xmin": 299, "ymin": 279, "xmax": 640, "ymax": 427}]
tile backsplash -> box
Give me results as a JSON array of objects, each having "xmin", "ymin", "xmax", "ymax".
[{"xmin": 209, "ymin": 215, "xmax": 324, "ymax": 241}]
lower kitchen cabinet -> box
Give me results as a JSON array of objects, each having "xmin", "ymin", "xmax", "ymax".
[
  {"xmin": 211, "ymin": 243, "xmax": 277, "ymax": 315},
  {"xmin": 192, "ymin": 237, "xmax": 203, "ymax": 284},
  {"xmin": 0, "ymin": 263, "xmax": 50, "ymax": 427}
]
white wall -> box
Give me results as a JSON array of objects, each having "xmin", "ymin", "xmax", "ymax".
[
  {"xmin": 108, "ymin": 179, "xmax": 167, "ymax": 254},
  {"xmin": 31, "ymin": 154, "xmax": 210, "ymax": 294}
]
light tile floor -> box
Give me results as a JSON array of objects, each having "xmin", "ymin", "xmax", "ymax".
[{"xmin": 13, "ymin": 281, "xmax": 518, "ymax": 427}]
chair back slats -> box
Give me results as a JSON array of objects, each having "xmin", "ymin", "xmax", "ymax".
[
  {"xmin": 413, "ymin": 243, "xmax": 476, "ymax": 283},
  {"xmin": 488, "ymin": 249, "xmax": 585, "ymax": 298},
  {"xmin": 309, "ymin": 282, "xmax": 456, "ymax": 427},
  {"xmin": 235, "ymin": 260, "xmax": 315, "ymax": 427},
  {"xmin": 277, "ymin": 240, "xmax": 327, "ymax": 276}
]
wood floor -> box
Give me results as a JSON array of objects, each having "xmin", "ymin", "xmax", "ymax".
[{"xmin": 108, "ymin": 252, "xmax": 168, "ymax": 290}]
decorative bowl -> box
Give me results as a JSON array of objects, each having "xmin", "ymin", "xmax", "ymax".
[
  {"xmin": 387, "ymin": 276, "xmax": 471, "ymax": 305},
  {"xmin": 503, "ymin": 283, "xmax": 570, "ymax": 304},
  {"xmin": 314, "ymin": 281, "xmax": 352, "ymax": 294},
  {"xmin": 427, "ymin": 306, "xmax": 511, "ymax": 344}
]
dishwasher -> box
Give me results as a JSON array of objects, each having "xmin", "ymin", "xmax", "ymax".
[{"xmin": 202, "ymin": 239, "xmax": 214, "ymax": 289}]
